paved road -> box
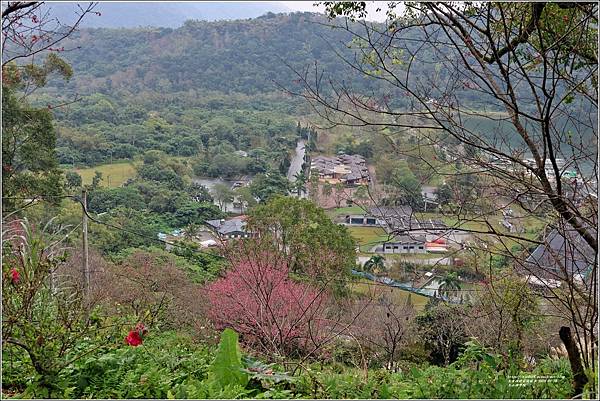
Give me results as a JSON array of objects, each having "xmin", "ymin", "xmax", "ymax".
[
  {"xmin": 287, "ymin": 139, "xmax": 306, "ymax": 181},
  {"xmin": 287, "ymin": 139, "xmax": 307, "ymax": 198}
]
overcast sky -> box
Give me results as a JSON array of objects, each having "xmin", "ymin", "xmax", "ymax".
[{"xmin": 280, "ymin": 1, "xmax": 392, "ymax": 22}]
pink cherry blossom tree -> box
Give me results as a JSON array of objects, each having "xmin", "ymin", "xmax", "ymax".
[{"xmin": 206, "ymin": 249, "xmax": 329, "ymax": 358}]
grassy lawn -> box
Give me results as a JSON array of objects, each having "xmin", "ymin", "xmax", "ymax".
[
  {"xmin": 74, "ymin": 161, "xmax": 139, "ymax": 188},
  {"xmin": 327, "ymin": 206, "xmax": 367, "ymax": 217},
  {"xmin": 348, "ymin": 226, "xmax": 390, "ymax": 252},
  {"xmin": 417, "ymin": 212, "xmax": 505, "ymax": 232},
  {"xmin": 351, "ymin": 279, "xmax": 429, "ymax": 310}
]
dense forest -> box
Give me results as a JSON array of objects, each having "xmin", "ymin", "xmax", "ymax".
[
  {"xmin": 37, "ymin": 11, "xmax": 512, "ymax": 168},
  {"xmin": 33, "ymin": 11, "xmax": 594, "ymax": 170},
  {"xmin": 37, "ymin": 13, "xmax": 363, "ymax": 167}
]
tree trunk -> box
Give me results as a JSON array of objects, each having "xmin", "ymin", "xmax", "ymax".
[{"xmin": 559, "ymin": 326, "xmax": 588, "ymax": 397}]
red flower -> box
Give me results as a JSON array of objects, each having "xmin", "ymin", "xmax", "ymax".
[
  {"xmin": 125, "ymin": 322, "xmax": 148, "ymax": 346},
  {"xmin": 125, "ymin": 330, "xmax": 143, "ymax": 346},
  {"xmin": 10, "ymin": 268, "xmax": 20, "ymax": 284}
]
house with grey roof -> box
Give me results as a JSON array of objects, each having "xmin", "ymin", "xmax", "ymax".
[
  {"xmin": 205, "ymin": 216, "xmax": 255, "ymax": 240},
  {"xmin": 310, "ymin": 153, "xmax": 370, "ymax": 185},
  {"xmin": 521, "ymin": 227, "xmax": 596, "ymax": 285},
  {"xmin": 375, "ymin": 234, "xmax": 427, "ymax": 254},
  {"xmin": 345, "ymin": 206, "xmax": 447, "ymax": 237}
]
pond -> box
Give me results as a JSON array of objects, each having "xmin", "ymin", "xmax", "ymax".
[
  {"xmin": 352, "ymin": 269, "xmax": 475, "ymax": 304},
  {"xmin": 419, "ymin": 277, "xmax": 478, "ymax": 302}
]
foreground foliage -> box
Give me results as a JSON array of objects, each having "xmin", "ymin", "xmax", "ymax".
[
  {"xmin": 0, "ymin": 219, "xmax": 585, "ymax": 399},
  {"xmin": 2, "ymin": 329, "xmax": 576, "ymax": 399}
]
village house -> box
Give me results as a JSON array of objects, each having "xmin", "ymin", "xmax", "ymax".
[
  {"xmin": 345, "ymin": 206, "xmax": 413, "ymax": 227},
  {"xmin": 426, "ymin": 238, "xmax": 448, "ymax": 253},
  {"xmin": 345, "ymin": 206, "xmax": 448, "ymax": 240},
  {"xmin": 375, "ymin": 234, "xmax": 427, "ymax": 254},
  {"xmin": 205, "ymin": 216, "xmax": 255, "ymax": 240},
  {"xmin": 310, "ymin": 153, "xmax": 370, "ymax": 186},
  {"xmin": 519, "ymin": 227, "xmax": 595, "ymax": 287}
]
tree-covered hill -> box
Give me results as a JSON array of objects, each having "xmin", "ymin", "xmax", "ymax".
[
  {"xmin": 36, "ymin": 12, "xmax": 386, "ymax": 167},
  {"xmin": 37, "ymin": 11, "xmax": 594, "ymax": 169},
  {"xmin": 49, "ymin": 12, "xmax": 375, "ymax": 97}
]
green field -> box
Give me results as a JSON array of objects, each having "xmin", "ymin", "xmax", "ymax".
[
  {"xmin": 74, "ymin": 161, "xmax": 139, "ymax": 188},
  {"xmin": 327, "ymin": 206, "xmax": 367, "ymax": 217},
  {"xmin": 351, "ymin": 279, "xmax": 429, "ymax": 310},
  {"xmin": 348, "ymin": 226, "xmax": 390, "ymax": 252},
  {"xmin": 417, "ymin": 212, "xmax": 504, "ymax": 232}
]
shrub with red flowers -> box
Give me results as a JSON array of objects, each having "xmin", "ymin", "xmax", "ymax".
[
  {"xmin": 206, "ymin": 251, "xmax": 329, "ymax": 358},
  {"xmin": 9, "ymin": 267, "xmax": 20, "ymax": 284},
  {"xmin": 2, "ymin": 219, "xmax": 115, "ymax": 396},
  {"xmin": 125, "ymin": 323, "xmax": 148, "ymax": 347}
]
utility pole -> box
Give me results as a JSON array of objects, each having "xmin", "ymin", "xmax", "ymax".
[{"xmin": 81, "ymin": 189, "xmax": 90, "ymax": 296}]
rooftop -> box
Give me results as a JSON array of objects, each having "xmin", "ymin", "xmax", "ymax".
[
  {"xmin": 385, "ymin": 234, "xmax": 426, "ymax": 243},
  {"xmin": 206, "ymin": 216, "xmax": 249, "ymax": 235},
  {"xmin": 524, "ymin": 227, "xmax": 596, "ymax": 278},
  {"xmin": 365, "ymin": 206, "xmax": 447, "ymax": 232},
  {"xmin": 311, "ymin": 153, "xmax": 370, "ymax": 182}
]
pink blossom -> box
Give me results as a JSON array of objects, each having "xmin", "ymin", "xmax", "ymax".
[{"xmin": 206, "ymin": 258, "xmax": 328, "ymax": 354}]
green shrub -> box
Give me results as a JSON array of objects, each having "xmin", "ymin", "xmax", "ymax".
[{"xmin": 6, "ymin": 330, "xmax": 574, "ymax": 399}]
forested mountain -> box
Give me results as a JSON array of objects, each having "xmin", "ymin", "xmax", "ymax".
[
  {"xmin": 39, "ymin": 12, "xmax": 386, "ymax": 167},
  {"xmin": 41, "ymin": 1, "xmax": 291, "ymax": 28},
  {"xmin": 3, "ymin": 3, "xmax": 597, "ymax": 399},
  {"xmin": 38, "ymin": 11, "xmax": 594, "ymax": 168},
  {"xmin": 48, "ymin": 12, "xmax": 375, "ymax": 97}
]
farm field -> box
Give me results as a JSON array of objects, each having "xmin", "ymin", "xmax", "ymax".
[
  {"xmin": 74, "ymin": 161, "xmax": 139, "ymax": 188},
  {"xmin": 348, "ymin": 226, "xmax": 391, "ymax": 252}
]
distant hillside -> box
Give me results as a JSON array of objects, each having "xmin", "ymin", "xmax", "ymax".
[
  {"xmin": 34, "ymin": 11, "xmax": 593, "ymax": 169},
  {"xmin": 35, "ymin": 12, "xmax": 385, "ymax": 167},
  {"xmin": 42, "ymin": 1, "xmax": 291, "ymax": 28},
  {"xmin": 48, "ymin": 12, "xmax": 383, "ymax": 99}
]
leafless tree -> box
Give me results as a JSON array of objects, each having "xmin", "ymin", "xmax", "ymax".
[
  {"xmin": 2, "ymin": 1, "xmax": 98, "ymax": 103},
  {"xmin": 350, "ymin": 292, "xmax": 416, "ymax": 371},
  {"xmin": 2, "ymin": 1, "xmax": 98, "ymax": 67}
]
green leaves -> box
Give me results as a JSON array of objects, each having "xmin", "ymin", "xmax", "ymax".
[
  {"xmin": 5, "ymin": 326, "xmax": 574, "ymax": 399},
  {"xmin": 207, "ymin": 329, "xmax": 296, "ymax": 394},
  {"xmin": 242, "ymin": 356, "xmax": 295, "ymax": 385},
  {"xmin": 208, "ymin": 328, "xmax": 249, "ymax": 389}
]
